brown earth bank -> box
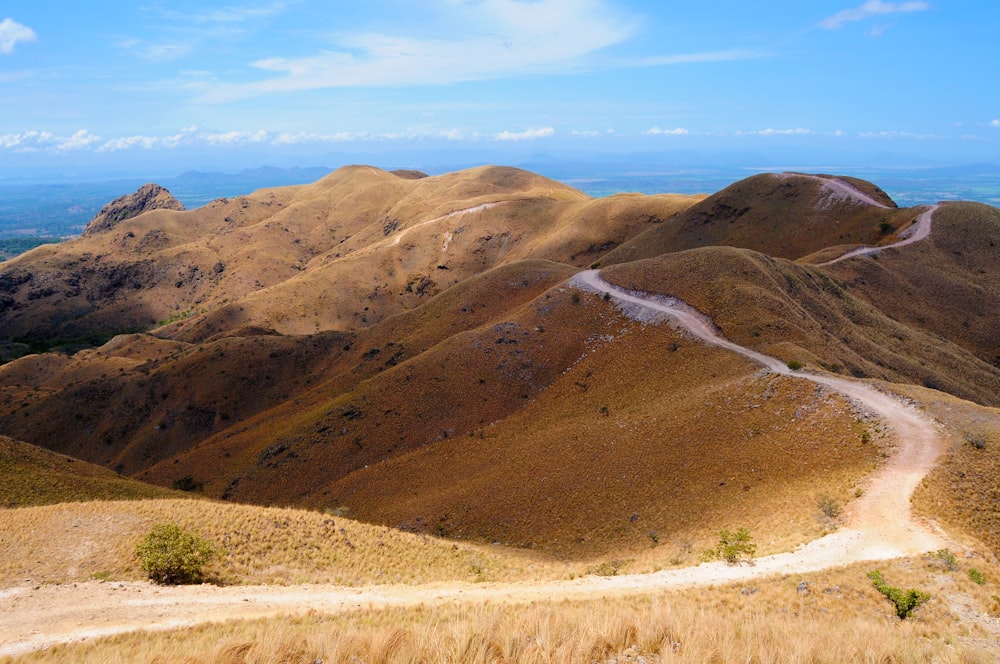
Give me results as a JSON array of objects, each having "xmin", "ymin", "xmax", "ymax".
[{"xmin": 0, "ymin": 165, "xmax": 997, "ymax": 561}]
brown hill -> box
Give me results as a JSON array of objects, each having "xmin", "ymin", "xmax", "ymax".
[
  {"xmin": 0, "ymin": 435, "xmax": 177, "ymax": 507},
  {"xmin": 600, "ymin": 172, "xmax": 918, "ymax": 264},
  {"xmin": 814, "ymin": 201, "xmax": 1000, "ymax": 367},
  {"xmin": 83, "ymin": 183, "xmax": 184, "ymax": 236},
  {"xmin": 0, "ymin": 166, "xmax": 998, "ymax": 559},
  {"xmin": 0, "ymin": 165, "xmax": 697, "ymax": 347}
]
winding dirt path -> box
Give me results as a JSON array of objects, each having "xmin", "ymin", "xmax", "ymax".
[
  {"xmin": 821, "ymin": 203, "xmax": 940, "ymax": 265},
  {"xmin": 0, "ymin": 269, "xmax": 951, "ymax": 657}
]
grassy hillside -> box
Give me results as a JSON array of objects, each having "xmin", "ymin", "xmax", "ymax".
[
  {"xmin": 0, "ymin": 498, "xmax": 552, "ymax": 587},
  {"xmin": 600, "ymin": 172, "xmax": 917, "ymax": 264},
  {"xmin": 600, "ymin": 244, "xmax": 1000, "ymax": 408},
  {"xmin": 816, "ymin": 201, "xmax": 1000, "ymax": 368},
  {"xmin": 0, "ymin": 166, "xmax": 997, "ymax": 561},
  {"xmin": 0, "ymin": 436, "xmax": 177, "ymax": 507}
]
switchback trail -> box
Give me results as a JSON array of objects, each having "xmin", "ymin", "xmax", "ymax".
[
  {"xmin": 0, "ymin": 270, "xmax": 951, "ymax": 658},
  {"xmin": 821, "ymin": 203, "xmax": 940, "ymax": 265}
]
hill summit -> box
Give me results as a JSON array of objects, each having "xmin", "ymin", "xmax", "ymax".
[{"xmin": 84, "ymin": 183, "xmax": 185, "ymax": 236}]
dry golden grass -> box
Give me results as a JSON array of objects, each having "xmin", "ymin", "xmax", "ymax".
[
  {"xmin": 0, "ymin": 498, "xmax": 556, "ymax": 587},
  {"xmin": 317, "ymin": 292, "xmax": 883, "ymax": 559},
  {"xmin": 818, "ymin": 201, "xmax": 1000, "ymax": 372},
  {"xmin": 601, "ymin": 244, "xmax": 1000, "ymax": 408},
  {"xmin": 0, "ymin": 436, "xmax": 177, "ymax": 507},
  {"xmin": 898, "ymin": 383, "xmax": 1000, "ymax": 556},
  {"xmin": 602, "ymin": 172, "xmax": 918, "ymax": 264},
  {"xmin": 9, "ymin": 557, "xmax": 1000, "ymax": 663}
]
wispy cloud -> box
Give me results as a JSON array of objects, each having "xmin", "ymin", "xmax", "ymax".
[
  {"xmin": 990, "ymin": 119, "xmax": 1000, "ymax": 128},
  {"xmin": 820, "ymin": 1, "xmax": 930, "ymax": 30},
  {"xmin": 118, "ymin": 38, "xmax": 193, "ymax": 62},
  {"xmin": 859, "ymin": 129, "xmax": 943, "ymax": 139},
  {"xmin": 158, "ymin": 2, "xmax": 289, "ymax": 24},
  {"xmin": 0, "ymin": 18, "xmax": 36, "ymax": 54},
  {"xmin": 636, "ymin": 49, "xmax": 763, "ymax": 67},
  {"xmin": 196, "ymin": 0, "xmax": 637, "ymax": 102},
  {"xmin": 645, "ymin": 127, "xmax": 689, "ymax": 136},
  {"xmin": 737, "ymin": 128, "xmax": 813, "ymax": 136},
  {"xmin": 495, "ymin": 127, "xmax": 555, "ymax": 141}
]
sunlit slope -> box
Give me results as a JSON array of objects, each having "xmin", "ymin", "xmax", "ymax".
[
  {"xmin": 0, "ymin": 165, "xmax": 698, "ymax": 345},
  {"xmin": 601, "ymin": 242, "xmax": 1000, "ymax": 407},
  {"xmin": 601, "ymin": 172, "xmax": 919, "ymax": 264},
  {"xmin": 0, "ymin": 435, "xmax": 178, "ymax": 507},
  {"xmin": 0, "ymin": 260, "xmax": 573, "ymax": 475}
]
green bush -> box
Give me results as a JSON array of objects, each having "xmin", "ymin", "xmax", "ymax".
[
  {"xmin": 136, "ymin": 523, "xmax": 218, "ymax": 585},
  {"xmin": 714, "ymin": 528, "xmax": 756, "ymax": 565},
  {"xmin": 968, "ymin": 568, "xmax": 987, "ymax": 585},
  {"xmin": 929, "ymin": 548, "xmax": 959, "ymax": 572},
  {"xmin": 867, "ymin": 570, "xmax": 930, "ymax": 619}
]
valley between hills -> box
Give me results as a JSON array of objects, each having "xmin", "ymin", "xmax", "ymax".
[{"xmin": 1, "ymin": 165, "xmax": 1000, "ymax": 661}]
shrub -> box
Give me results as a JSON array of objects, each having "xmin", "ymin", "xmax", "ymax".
[
  {"xmin": 818, "ymin": 494, "xmax": 843, "ymax": 520},
  {"xmin": 714, "ymin": 528, "xmax": 756, "ymax": 565},
  {"xmin": 928, "ymin": 548, "xmax": 959, "ymax": 572},
  {"xmin": 136, "ymin": 523, "xmax": 218, "ymax": 585},
  {"xmin": 786, "ymin": 360, "xmax": 803, "ymax": 371},
  {"xmin": 969, "ymin": 568, "xmax": 987, "ymax": 585},
  {"xmin": 966, "ymin": 432, "xmax": 987, "ymax": 450},
  {"xmin": 587, "ymin": 558, "xmax": 632, "ymax": 577},
  {"xmin": 867, "ymin": 570, "xmax": 930, "ymax": 619},
  {"xmin": 171, "ymin": 475, "xmax": 203, "ymax": 492}
]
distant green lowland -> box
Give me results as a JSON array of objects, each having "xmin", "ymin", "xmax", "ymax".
[{"xmin": 0, "ymin": 236, "xmax": 61, "ymax": 260}]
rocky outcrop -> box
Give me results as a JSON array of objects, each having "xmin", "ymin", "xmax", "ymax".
[{"xmin": 84, "ymin": 184, "xmax": 184, "ymax": 236}]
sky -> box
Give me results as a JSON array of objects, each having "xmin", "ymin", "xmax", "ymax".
[{"xmin": 1, "ymin": 0, "xmax": 998, "ymax": 178}]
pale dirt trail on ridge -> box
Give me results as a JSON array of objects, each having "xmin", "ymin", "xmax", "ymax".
[
  {"xmin": 0, "ymin": 234, "xmax": 952, "ymax": 657},
  {"xmin": 821, "ymin": 203, "xmax": 940, "ymax": 265}
]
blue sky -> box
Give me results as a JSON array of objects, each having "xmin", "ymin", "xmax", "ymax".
[{"xmin": 1, "ymin": 1, "xmax": 998, "ymax": 176}]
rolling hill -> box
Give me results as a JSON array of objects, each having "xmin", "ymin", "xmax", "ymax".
[{"xmin": 0, "ymin": 164, "xmax": 998, "ymax": 562}]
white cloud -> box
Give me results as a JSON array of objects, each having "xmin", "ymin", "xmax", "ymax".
[
  {"xmin": 93, "ymin": 126, "xmax": 479, "ymax": 152},
  {"xmin": 645, "ymin": 127, "xmax": 689, "ymax": 136},
  {"xmin": 0, "ymin": 130, "xmax": 57, "ymax": 151},
  {"xmin": 820, "ymin": 1, "xmax": 930, "ymax": 30},
  {"xmin": 0, "ymin": 18, "xmax": 36, "ymax": 54},
  {"xmin": 738, "ymin": 128, "xmax": 813, "ymax": 136},
  {"xmin": 272, "ymin": 131, "xmax": 359, "ymax": 145},
  {"xmin": 196, "ymin": 0, "xmax": 636, "ymax": 102},
  {"xmin": 494, "ymin": 127, "xmax": 556, "ymax": 141},
  {"xmin": 161, "ymin": 2, "xmax": 289, "ymax": 24},
  {"xmin": 57, "ymin": 130, "xmax": 101, "ymax": 151},
  {"xmin": 990, "ymin": 119, "xmax": 1000, "ymax": 128}
]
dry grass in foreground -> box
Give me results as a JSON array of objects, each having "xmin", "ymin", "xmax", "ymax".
[
  {"xmin": 0, "ymin": 499, "xmax": 558, "ymax": 587},
  {"xmin": 9, "ymin": 557, "xmax": 1000, "ymax": 663}
]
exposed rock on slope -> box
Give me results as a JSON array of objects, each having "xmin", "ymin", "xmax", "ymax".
[{"xmin": 83, "ymin": 184, "xmax": 185, "ymax": 235}]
